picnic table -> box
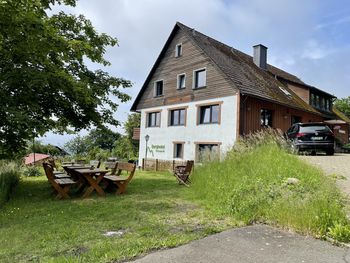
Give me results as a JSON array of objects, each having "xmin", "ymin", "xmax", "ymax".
[{"xmin": 74, "ymin": 168, "xmax": 109, "ymax": 198}]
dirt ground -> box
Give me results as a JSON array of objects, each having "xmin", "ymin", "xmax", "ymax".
[{"xmin": 299, "ymin": 153, "xmax": 350, "ymax": 197}]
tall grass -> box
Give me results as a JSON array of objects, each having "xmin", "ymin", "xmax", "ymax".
[
  {"xmin": 189, "ymin": 129, "xmax": 350, "ymax": 242},
  {"xmin": 0, "ymin": 161, "xmax": 21, "ymax": 207}
]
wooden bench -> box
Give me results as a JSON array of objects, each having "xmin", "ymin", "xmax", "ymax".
[
  {"xmin": 47, "ymin": 159, "xmax": 71, "ymax": 179},
  {"xmin": 104, "ymin": 162, "xmax": 136, "ymax": 194},
  {"xmin": 43, "ymin": 163, "xmax": 77, "ymax": 199}
]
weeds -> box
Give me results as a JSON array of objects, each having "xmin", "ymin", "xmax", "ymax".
[
  {"xmin": 0, "ymin": 161, "xmax": 21, "ymax": 207},
  {"xmin": 189, "ymin": 130, "xmax": 350, "ymax": 242}
]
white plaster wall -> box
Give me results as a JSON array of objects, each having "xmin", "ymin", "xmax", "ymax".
[{"xmin": 138, "ymin": 95, "xmax": 238, "ymax": 163}]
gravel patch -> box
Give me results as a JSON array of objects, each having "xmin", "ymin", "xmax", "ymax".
[{"xmin": 299, "ymin": 153, "xmax": 350, "ymax": 196}]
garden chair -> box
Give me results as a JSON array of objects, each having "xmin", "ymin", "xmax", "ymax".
[
  {"xmin": 104, "ymin": 162, "xmax": 136, "ymax": 194},
  {"xmin": 43, "ymin": 163, "xmax": 77, "ymax": 199},
  {"xmin": 173, "ymin": 160, "xmax": 194, "ymax": 186}
]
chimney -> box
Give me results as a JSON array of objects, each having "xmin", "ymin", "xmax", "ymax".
[{"xmin": 253, "ymin": 44, "xmax": 268, "ymax": 70}]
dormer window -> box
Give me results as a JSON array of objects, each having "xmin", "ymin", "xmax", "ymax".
[
  {"xmin": 279, "ymin": 86, "xmax": 291, "ymax": 97},
  {"xmin": 154, "ymin": 80, "xmax": 164, "ymax": 97},
  {"xmin": 175, "ymin": 43, "xmax": 182, "ymax": 57}
]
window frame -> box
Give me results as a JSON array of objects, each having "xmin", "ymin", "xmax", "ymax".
[
  {"xmin": 168, "ymin": 107, "xmax": 187, "ymax": 127},
  {"xmin": 173, "ymin": 141, "xmax": 185, "ymax": 159},
  {"xmin": 146, "ymin": 111, "xmax": 161, "ymax": 128},
  {"xmin": 260, "ymin": 108, "xmax": 273, "ymax": 128},
  {"xmin": 154, "ymin": 79, "xmax": 164, "ymax": 97},
  {"xmin": 291, "ymin": 115, "xmax": 302, "ymax": 126},
  {"xmin": 175, "ymin": 43, "xmax": 182, "ymax": 57},
  {"xmin": 193, "ymin": 68, "xmax": 207, "ymax": 89},
  {"xmin": 177, "ymin": 73, "xmax": 186, "ymax": 90},
  {"xmin": 194, "ymin": 142, "xmax": 222, "ymax": 163},
  {"xmin": 196, "ymin": 102, "xmax": 222, "ymax": 125}
]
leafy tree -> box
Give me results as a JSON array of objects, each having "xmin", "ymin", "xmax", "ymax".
[
  {"xmin": 334, "ymin": 97, "xmax": 350, "ymax": 118},
  {"xmin": 64, "ymin": 135, "xmax": 90, "ymax": 156},
  {"xmin": 26, "ymin": 140, "xmax": 64, "ymax": 156},
  {"xmin": 112, "ymin": 113, "xmax": 140, "ymax": 160},
  {"xmin": 123, "ymin": 113, "xmax": 140, "ymax": 157},
  {"xmin": 112, "ymin": 136, "xmax": 134, "ymax": 160},
  {"xmin": 0, "ymin": 0, "xmax": 131, "ymax": 159},
  {"xmin": 86, "ymin": 127, "xmax": 121, "ymax": 151}
]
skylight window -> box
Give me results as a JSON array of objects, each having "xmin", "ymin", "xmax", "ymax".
[{"xmin": 279, "ymin": 87, "xmax": 292, "ymax": 97}]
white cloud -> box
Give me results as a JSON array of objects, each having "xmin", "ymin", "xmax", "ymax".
[{"xmin": 301, "ymin": 39, "xmax": 333, "ymax": 60}]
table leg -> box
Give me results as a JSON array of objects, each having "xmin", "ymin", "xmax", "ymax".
[{"xmin": 82, "ymin": 173, "xmax": 106, "ymax": 198}]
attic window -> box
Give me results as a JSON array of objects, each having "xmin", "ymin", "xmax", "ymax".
[
  {"xmin": 154, "ymin": 80, "xmax": 164, "ymax": 97},
  {"xmin": 279, "ymin": 87, "xmax": 292, "ymax": 97},
  {"xmin": 175, "ymin": 44, "xmax": 182, "ymax": 57}
]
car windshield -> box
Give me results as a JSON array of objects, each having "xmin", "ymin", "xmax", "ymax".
[{"xmin": 299, "ymin": 125, "xmax": 331, "ymax": 133}]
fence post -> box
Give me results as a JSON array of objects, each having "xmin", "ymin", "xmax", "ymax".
[
  {"xmin": 172, "ymin": 160, "xmax": 175, "ymax": 171},
  {"xmin": 142, "ymin": 158, "xmax": 145, "ymax": 170},
  {"xmin": 155, "ymin": 159, "xmax": 159, "ymax": 171}
]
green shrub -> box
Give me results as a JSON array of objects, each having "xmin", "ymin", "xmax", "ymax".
[
  {"xmin": 0, "ymin": 161, "xmax": 21, "ymax": 207},
  {"xmin": 22, "ymin": 166, "xmax": 41, "ymax": 177},
  {"xmin": 343, "ymin": 143, "xmax": 350, "ymax": 149},
  {"xmin": 189, "ymin": 130, "xmax": 350, "ymax": 242}
]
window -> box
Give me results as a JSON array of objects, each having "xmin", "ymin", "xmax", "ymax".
[
  {"xmin": 169, "ymin": 108, "xmax": 186, "ymax": 126},
  {"xmin": 194, "ymin": 68, "xmax": 206, "ymax": 89},
  {"xmin": 315, "ymin": 95, "xmax": 320, "ymax": 108},
  {"xmin": 197, "ymin": 144, "xmax": 220, "ymax": 162},
  {"xmin": 310, "ymin": 93, "xmax": 315, "ymax": 106},
  {"xmin": 199, "ymin": 104, "xmax": 220, "ymax": 124},
  {"xmin": 291, "ymin": 116, "xmax": 302, "ymax": 125},
  {"xmin": 154, "ymin": 80, "xmax": 163, "ymax": 97},
  {"xmin": 261, "ymin": 109, "xmax": 273, "ymax": 127},
  {"xmin": 173, "ymin": 143, "xmax": 184, "ymax": 159},
  {"xmin": 177, "ymin": 74, "xmax": 186, "ymax": 89},
  {"xmin": 321, "ymin": 97, "xmax": 325, "ymax": 110},
  {"xmin": 147, "ymin": 112, "xmax": 161, "ymax": 127},
  {"xmin": 175, "ymin": 44, "xmax": 182, "ymax": 57}
]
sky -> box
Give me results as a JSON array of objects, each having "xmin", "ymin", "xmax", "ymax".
[{"xmin": 41, "ymin": 0, "xmax": 350, "ymax": 146}]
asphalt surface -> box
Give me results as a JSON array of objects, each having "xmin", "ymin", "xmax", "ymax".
[{"xmin": 127, "ymin": 225, "xmax": 350, "ymax": 263}]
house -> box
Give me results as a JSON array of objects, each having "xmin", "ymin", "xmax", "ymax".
[
  {"xmin": 24, "ymin": 153, "xmax": 51, "ymax": 166},
  {"xmin": 131, "ymin": 22, "xmax": 349, "ymax": 162}
]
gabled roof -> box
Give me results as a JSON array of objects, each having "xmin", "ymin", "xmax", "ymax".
[
  {"xmin": 24, "ymin": 153, "xmax": 50, "ymax": 165},
  {"xmin": 131, "ymin": 22, "xmax": 332, "ymax": 114}
]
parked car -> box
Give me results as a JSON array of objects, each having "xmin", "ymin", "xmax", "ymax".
[{"xmin": 286, "ymin": 123, "xmax": 335, "ymax": 155}]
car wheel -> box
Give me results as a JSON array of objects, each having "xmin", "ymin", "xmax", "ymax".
[{"xmin": 326, "ymin": 149, "xmax": 335, "ymax": 156}]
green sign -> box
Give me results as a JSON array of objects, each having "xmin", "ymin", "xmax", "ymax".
[{"xmin": 151, "ymin": 144, "xmax": 165, "ymax": 153}]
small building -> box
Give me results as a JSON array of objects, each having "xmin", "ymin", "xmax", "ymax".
[
  {"xmin": 24, "ymin": 153, "xmax": 51, "ymax": 166},
  {"xmin": 131, "ymin": 22, "xmax": 349, "ymax": 163}
]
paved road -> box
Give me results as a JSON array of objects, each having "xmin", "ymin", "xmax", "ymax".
[
  {"xmin": 300, "ymin": 154, "xmax": 350, "ymax": 196},
  {"xmin": 127, "ymin": 225, "xmax": 349, "ymax": 263}
]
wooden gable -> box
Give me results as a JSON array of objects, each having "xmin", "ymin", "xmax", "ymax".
[{"xmin": 133, "ymin": 26, "xmax": 237, "ymax": 111}]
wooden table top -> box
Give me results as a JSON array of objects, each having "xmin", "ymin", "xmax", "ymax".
[
  {"xmin": 63, "ymin": 165, "xmax": 90, "ymax": 169},
  {"xmin": 75, "ymin": 168, "xmax": 109, "ymax": 175}
]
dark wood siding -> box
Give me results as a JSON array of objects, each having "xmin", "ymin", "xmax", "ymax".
[
  {"xmin": 287, "ymin": 83, "xmax": 310, "ymax": 104},
  {"xmin": 136, "ymin": 29, "xmax": 237, "ymax": 110},
  {"xmin": 241, "ymin": 96, "xmax": 323, "ymax": 135}
]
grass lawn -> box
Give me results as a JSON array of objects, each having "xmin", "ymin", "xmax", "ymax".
[{"xmin": 0, "ymin": 170, "xmax": 236, "ymax": 263}]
